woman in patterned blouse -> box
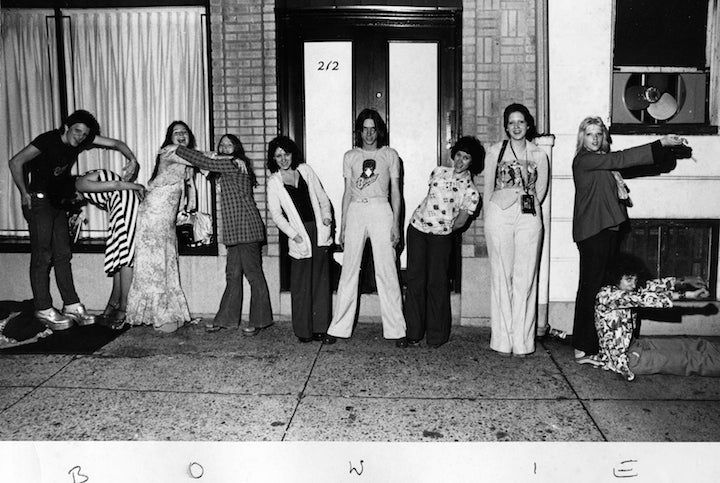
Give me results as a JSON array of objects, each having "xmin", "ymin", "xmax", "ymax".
[
  {"xmin": 405, "ymin": 136, "xmax": 483, "ymax": 348},
  {"xmin": 591, "ymin": 254, "xmax": 708, "ymax": 381}
]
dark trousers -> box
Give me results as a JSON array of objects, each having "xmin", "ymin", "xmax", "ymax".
[
  {"xmin": 572, "ymin": 229, "xmax": 618, "ymax": 354},
  {"xmin": 405, "ymin": 225, "xmax": 453, "ymax": 345},
  {"xmin": 25, "ymin": 196, "xmax": 80, "ymax": 311},
  {"xmin": 290, "ymin": 222, "xmax": 331, "ymax": 338},
  {"xmin": 214, "ymin": 242, "xmax": 273, "ymax": 328}
]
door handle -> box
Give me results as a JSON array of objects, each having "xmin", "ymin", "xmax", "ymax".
[{"xmin": 446, "ymin": 110, "xmax": 456, "ymax": 151}]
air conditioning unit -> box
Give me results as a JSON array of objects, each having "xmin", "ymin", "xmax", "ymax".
[{"xmin": 611, "ymin": 72, "xmax": 707, "ymax": 125}]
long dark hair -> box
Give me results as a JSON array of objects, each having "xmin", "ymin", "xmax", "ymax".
[
  {"xmin": 151, "ymin": 121, "xmax": 196, "ymax": 181},
  {"xmin": 266, "ymin": 135, "xmax": 304, "ymax": 173},
  {"xmin": 353, "ymin": 108, "xmax": 388, "ymax": 148},
  {"xmin": 220, "ymin": 133, "xmax": 257, "ymax": 187}
]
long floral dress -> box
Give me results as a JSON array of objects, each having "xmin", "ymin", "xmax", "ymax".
[
  {"xmin": 126, "ymin": 150, "xmax": 192, "ymax": 333},
  {"xmin": 594, "ymin": 278, "xmax": 675, "ymax": 381}
]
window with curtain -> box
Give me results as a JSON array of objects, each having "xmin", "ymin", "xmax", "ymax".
[
  {"xmin": 1, "ymin": 7, "xmax": 212, "ymax": 241},
  {"xmin": 1, "ymin": 9, "xmax": 61, "ymax": 236}
]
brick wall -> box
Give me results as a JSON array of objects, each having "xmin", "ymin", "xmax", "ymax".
[
  {"xmin": 209, "ymin": 0, "xmax": 279, "ymax": 251},
  {"xmin": 461, "ymin": 0, "xmax": 538, "ymax": 255},
  {"xmin": 209, "ymin": 0, "xmax": 539, "ymax": 258}
]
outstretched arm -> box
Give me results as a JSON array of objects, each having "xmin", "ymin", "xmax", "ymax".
[
  {"xmin": 175, "ymin": 145, "xmax": 237, "ymax": 173},
  {"xmin": 75, "ymin": 171, "xmax": 144, "ymax": 193},
  {"xmin": 92, "ymin": 135, "xmax": 139, "ymax": 181}
]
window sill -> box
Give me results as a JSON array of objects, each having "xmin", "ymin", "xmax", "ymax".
[
  {"xmin": 610, "ymin": 124, "xmax": 719, "ymax": 135},
  {"xmin": 0, "ymin": 236, "xmax": 218, "ymax": 256}
]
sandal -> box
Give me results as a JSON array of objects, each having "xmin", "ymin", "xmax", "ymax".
[
  {"xmin": 103, "ymin": 302, "xmax": 120, "ymax": 318},
  {"xmin": 109, "ymin": 309, "xmax": 128, "ymax": 330}
]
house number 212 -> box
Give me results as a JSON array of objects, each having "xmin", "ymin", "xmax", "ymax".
[{"xmin": 317, "ymin": 61, "xmax": 340, "ymax": 71}]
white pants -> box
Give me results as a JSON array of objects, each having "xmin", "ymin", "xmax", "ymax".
[
  {"xmin": 485, "ymin": 201, "xmax": 543, "ymax": 355},
  {"xmin": 327, "ymin": 200, "xmax": 406, "ymax": 339}
]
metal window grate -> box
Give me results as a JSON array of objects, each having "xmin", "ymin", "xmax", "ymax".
[{"xmin": 620, "ymin": 219, "xmax": 718, "ymax": 297}]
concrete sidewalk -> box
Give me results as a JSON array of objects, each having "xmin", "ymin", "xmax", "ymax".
[{"xmin": 1, "ymin": 321, "xmax": 719, "ymax": 441}]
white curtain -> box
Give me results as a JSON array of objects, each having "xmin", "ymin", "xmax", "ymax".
[
  {"xmin": 0, "ymin": 9, "xmax": 61, "ymax": 236},
  {"xmin": 710, "ymin": 0, "xmax": 720, "ymax": 126},
  {"xmin": 63, "ymin": 7, "xmax": 210, "ymax": 236}
]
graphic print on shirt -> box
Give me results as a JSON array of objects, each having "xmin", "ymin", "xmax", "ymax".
[
  {"xmin": 355, "ymin": 158, "xmax": 379, "ymax": 190},
  {"xmin": 53, "ymin": 165, "xmax": 70, "ymax": 177}
]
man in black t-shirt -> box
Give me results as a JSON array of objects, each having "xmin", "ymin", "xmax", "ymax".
[{"xmin": 8, "ymin": 110, "xmax": 138, "ymax": 330}]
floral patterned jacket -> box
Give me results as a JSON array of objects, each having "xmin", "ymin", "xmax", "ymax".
[{"xmin": 593, "ymin": 278, "xmax": 675, "ymax": 380}]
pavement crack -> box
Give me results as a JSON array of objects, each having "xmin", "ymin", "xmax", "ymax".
[{"xmin": 281, "ymin": 343, "xmax": 323, "ymax": 441}]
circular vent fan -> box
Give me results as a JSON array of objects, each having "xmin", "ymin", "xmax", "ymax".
[{"xmin": 623, "ymin": 73, "xmax": 686, "ymax": 122}]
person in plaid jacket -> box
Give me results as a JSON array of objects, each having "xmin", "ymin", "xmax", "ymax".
[{"xmin": 173, "ymin": 134, "xmax": 273, "ymax": 335}]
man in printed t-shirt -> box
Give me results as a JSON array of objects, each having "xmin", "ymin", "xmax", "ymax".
[
  {"xmin": 324, "ymin": 108, "xmax": 408, "ymax": 347},
  {"xmin": 8, "ymin": 110, "xmax": 138, "ymax": 330}
]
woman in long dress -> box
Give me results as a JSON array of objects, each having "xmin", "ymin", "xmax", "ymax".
[
  {"xmin": 126, "ymin": 121, "xmax": 196, "ymax": 333},
  {"xmin": 75, "ymin": 169, "xmax": 144, "ymax": 328}
]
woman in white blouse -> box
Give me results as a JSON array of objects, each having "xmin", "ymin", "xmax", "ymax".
[
  {"xmin": 266, "ymin": 136, "xmax": 334, "ymax": 343},
  {"xmin": 484, "ymin": 103, "xmax": 549, "ymax": 357}
]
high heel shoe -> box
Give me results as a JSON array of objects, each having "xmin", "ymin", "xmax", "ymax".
[
  {"xmin": 102, "ymin": 302, "xmax": 120, "ymax": 318},
  {"xmin": 109, "ymin": 309, "xmax": 128, "ymax": 330}
]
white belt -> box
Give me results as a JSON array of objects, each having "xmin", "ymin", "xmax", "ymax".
[{"xmin": 351, "ymin": 197, "xmax": 387, "ymax": 204}]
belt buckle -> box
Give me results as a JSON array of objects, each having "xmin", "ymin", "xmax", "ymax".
[
  {"xmin": 34, "ymin": 192, "xmax": 46, "ymax": 199},
  {"xmin": 360, "ymin": 198, "xmax": 368, "ymax": 203}
]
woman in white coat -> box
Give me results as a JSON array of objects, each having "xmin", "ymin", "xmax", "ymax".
[{"xmin": 267, "ymin": 136, "xmax": 334, "ymax": 342}]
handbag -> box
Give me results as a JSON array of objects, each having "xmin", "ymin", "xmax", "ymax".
[
  {"xmin": 68, "ymin": 208, "xmax": 85, "ymax": 244},
  {"xmin": 175, "ymin": 171, "xmax": 213, "ymax": 247},
  {"xmin": 62, "ymin": 195, "xmax": 88, "ymax": 244},
  {"xmin": 176, "ymin": 209, "xmax": 213, "ymax": 247}
]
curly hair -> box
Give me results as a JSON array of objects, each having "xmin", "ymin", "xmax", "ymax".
[
  {"xmin": 450, "ymin": 136, "xmax": 485, "ymax": 175},
  {"xmin": 606, "ymin": 252, "xmax": 653, "ymax": 287},
  {"xmin": 63, "ymin": 110, "xmax": 101, "ymax": 148}
]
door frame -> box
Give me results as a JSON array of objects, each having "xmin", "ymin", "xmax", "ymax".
[
  {"xmin": 275, "ymin": 6, "xmax": 463, "ymax": 292},
  {"xmin": 276, "ymin": 7, "xmax": 462, "ymax": 163}
]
